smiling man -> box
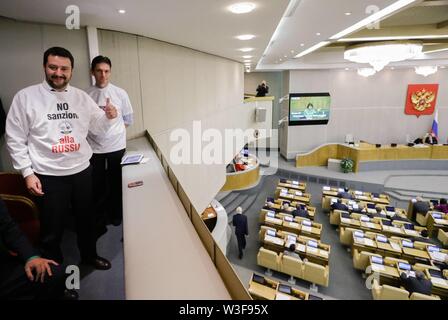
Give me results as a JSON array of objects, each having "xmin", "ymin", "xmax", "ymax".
[
  {"xmin": 6, "ymin": 47, "xmax": 117, "ymax": 270},
  {"xmin": 86, "ymin": 56, "xmax": 134, "ymax": 235}
]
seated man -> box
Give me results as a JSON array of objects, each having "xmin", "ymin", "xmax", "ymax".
[
  {"xmin": 435, "ymin": 198, "xmax": 448, "ymax": 214},
  {"xmin": 373, "ymin": 207, "xmax": 386, "ymax": 218},
  {"xmin": 337, "ymin": 187, "xmax": 354, "ymax": 200},
  {"xmin": 263, "ymin": 202, "xmax": 280, "ymax": 212},
  {"xmin": 413, "ymin": 197, "xmax": 430, "ymax": 220},
  {"xmin": 399, "ymin": 270, "xmax": 432, "ymax": 296},
  {"xmin": 424, "ymin": 132, "xmax": 438, "ymax": 145},
  {"xmin": 293, "ymin": 205, "xmax": 309, "ymax": 218},
  {"xmin": 416, "ymin": 229, "xmax": 433, "ymax": 244},
  {"xmin": 0, "ymin": 198, "xmax": 77, "ymax": 300},
  {"xmin": 331, "ymin": 198, "xmax": 349, "ymax": 212},
  {"xmin": 283, "ymin": 244, "xmax": 301, "ymax": 260}
]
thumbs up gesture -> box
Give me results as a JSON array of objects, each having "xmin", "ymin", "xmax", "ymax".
[{"xmin": 104, "ymin": 97, "xmax": 117, "ymax": 119}]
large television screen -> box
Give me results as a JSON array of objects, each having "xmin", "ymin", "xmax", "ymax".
[{"xmin": 289, "ymin": 93, "xmax": 331, "ymax": 125}]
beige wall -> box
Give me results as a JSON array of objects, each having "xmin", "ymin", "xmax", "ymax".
[
  {"xmin": 98, "ymin": 30, "xmax": 254, "ymax": 213},
  {"xmin": 283, "ymin": 68, "xmax": 448, "ymax": 159},
  {"xmin": 0, "ymin": 17, "xmax": 90, "ymax": 171},
  {"xmin": 244, "ymin": 71, "xmax": 282, "ymax": 130}
]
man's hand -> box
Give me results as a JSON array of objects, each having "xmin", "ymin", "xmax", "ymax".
[
  {"xmin": 25, "ymin": 174, "xmax": 44, "ymax": 196},
  {"xmin": 104, "ymin": 98, "xmax": 118, "ymax": 119},
  {"xmin": 25, "ymin": 257, "xmax": 58, "ymax": 283}
]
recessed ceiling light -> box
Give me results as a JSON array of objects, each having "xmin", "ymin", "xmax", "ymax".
[
  {"xmin": 229, "ymin": 2, "xmax": 256, "ymax": 14},
  {"xmin": 239, "ymin": 48, "xmax": 254, "ymax": 52},
  {"xmin": 291, "ymin": 50, "xmax": 295, "ymax": 53},
  {"xmin": 244, "ymin": 60, "xmax": 251, "ymax": 63},
  {"xmin": 345, "ymin": 68, "xmax": 350, "ymax": 71},
  {"xmin": 391, "ymin": 67, "xmax": 395, "ymax": 70},
  {"xmin": 345, "ymin": 12, "xmax": 351, "ymax": 16},
  {"xmin": 316, "ymin": 33, "xmax": 321, "ymax": 36},
  {"xmin": 284, "ymin": 55, "xmax": 287, "ymax": 58},
  {"xmin": 300, "ymin": 43, "xmax": 305, "ymax": 47},
  {"xmin": 242, "ymin": 55, "xmax": 252, "ymax": 59},
  {"xmin": 118, "ymin": 9, "xmax": 126, "ymax": 14},
  {"xmin": 441, "ymin": 66, "xmax": 446, "ymax": 69},
  {"xmin": 236, "ymin": 34, "xmax": 255, "ymax": 40},
  {"xmin": 279, "ymin": 58, "xmax": 283, "ymax": 61}
]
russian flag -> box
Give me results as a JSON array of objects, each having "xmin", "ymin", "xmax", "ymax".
[{"xmin": 431, "ymin": 110, "xmax": 439, "ymax": 138}]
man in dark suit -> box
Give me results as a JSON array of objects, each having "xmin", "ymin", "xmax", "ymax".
[
  {"xmin": 399, "ymin": 270, "xmax": 432, "ymax": 296},
  {"xmin": 232, "ymin": 207, "xmax": 248, "ymax": 259},
  {"xmin": 292, "ymin": 205, "xmax": 309, "ymax": 218},
  {"xmin": 0, "ymin": 197, "xmax": 76, "ymax": 299},
  {"xmin": 331, "ymin": 198, "xmax": 349, "ymax": 212},
  {"xmin": 337, "ymin": 187, "xmax": 354, "ymax": 200}
]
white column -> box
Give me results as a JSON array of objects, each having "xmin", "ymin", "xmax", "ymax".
[{"xmin": 86, "ymin": 26, "xmax": 99, "ymax": 85}]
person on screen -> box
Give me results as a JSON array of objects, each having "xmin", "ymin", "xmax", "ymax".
[
  {"xmin": 303, "ymin": 102, "xmax": 316, "ymax": 118},
  {"xmin": 256, "ymin": 80, "xmax": 269, "ymax": 97}
]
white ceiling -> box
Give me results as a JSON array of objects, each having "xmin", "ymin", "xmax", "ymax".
[
  {"xmin": 0, "ymin": 0, "xmax": 447, "ymax": 72},
  {"xmin": 0, "ymin": 0, "xmax": 289, "ymax": 70},
  {"xmin": 258, "ymin": 0, "xmax": 448, "ymax": 70}
]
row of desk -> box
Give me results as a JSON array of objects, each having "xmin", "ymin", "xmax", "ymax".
[
  {"xmin": 260, "ymin": 209, "xmax": 322, "ymax": 240},
  {"xmin": 248, "ymin": 273, "xmax": 323, "ymax": 300},
  {"xmin": 322, "ymin": 186, "xmax": 390, "ymax": 207},
  {"xmin": 365, "ymin": 254, "xmax": 448, "ymax": 299},
  {"xmin": 259, "ymin": 226, "xmax": 330, "ymax": 266}
]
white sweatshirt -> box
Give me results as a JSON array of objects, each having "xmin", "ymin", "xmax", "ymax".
[
  {"xmin": 6, "ymin": 81, "xmax": 116, "ymax": 178},
  {"xmin": 86, "ymin": 83, "xmax": 134, "ymax": 153}
]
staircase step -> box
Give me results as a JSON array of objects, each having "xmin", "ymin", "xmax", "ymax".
[{"xmin": 220, "ymin": 192, "xmax": 239, "ymax": 207}]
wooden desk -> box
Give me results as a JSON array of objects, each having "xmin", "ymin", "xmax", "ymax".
[
  {"xmin": 278, "ymin": 181, "xmax": 306, "ymax": 192},
  {"xmin": 248, "ymin": 281, "xmax": 277, "ymax": 300},
  {"xmin": 297, "ymin": 143, "xmax": 448, "ymax": 172},
  {"xmin": 322, "ymin": 187, "xmax": 390, "ymax": 206},
  {"xmin": 275, "ymin": 189, "xmax": 311, "ymax": 205}
]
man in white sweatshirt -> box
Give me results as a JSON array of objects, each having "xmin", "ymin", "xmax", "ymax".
[
  {"xmin": 6, "ymin": 47, "xmax": 117, "ymax": 270},
  {"xmin": 86, "ymin": 56, "xmax": 133, "ymax": 235}
]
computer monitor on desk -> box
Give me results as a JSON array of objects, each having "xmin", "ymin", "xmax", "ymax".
[
  {"xmin": 367, "ymin": 203, "xmax": 376, "ymax": 209},
  {"xmin": 308, "ymin": 240, "xmax": 318, "ymax": 248},
  {"xmin": 308, "ymin": 294, "xmax": 323, "ymax": 300},
  {"xmin": 398, "ymin": 262, "xmax": 411, "ymax": 271},
  {"xmin": 252, "ymin": 274, "xmax": 266, "ymax": 285},
  {"xmin": 402, "ymin": 240, "xmax": 414, "ymax": 248},
  {"xmin": 372, "ymin": 193, "xmax": 380, "ymax": 198},
  {"xmin": 266, "ymin": 229, "xmax": 276, "ymax": 237},
  {"xmin": 386, "ymin": 206, "xmax": 395, "ymax": 212},
  {"xmin": 278, "ymin": 284, "xmax": 292, "ymax": 295},
  {"xmin": 372, "ymin": 256, "xmax": 383, "ymax": 265}
]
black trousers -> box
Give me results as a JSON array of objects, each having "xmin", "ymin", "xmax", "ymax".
[
  {"xmin": 236, "ymin": 233, "xmax": 246, "ymax": 256},
  {"xmin": 0, "ymin": 256, "xmax": 66, "ymax": 300},
  {"xmin": 36, "ymin": 166, "xmax": 97, "ymax": 263},
  {"xmin": 90, "ymin": 149, "xmax": 125, "ymax": 230}
]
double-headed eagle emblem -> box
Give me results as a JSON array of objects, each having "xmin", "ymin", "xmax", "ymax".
[{"xmin": 411, "ymin": 89, "xmax": 436, "ymax": 112}]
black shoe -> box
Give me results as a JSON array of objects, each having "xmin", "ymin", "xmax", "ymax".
[
  {"xmin": 82, "ymin": 256, "xmax": 112, "ymax": 270},
  {"xmin": 110, "ymin": 218, "xmax": 122, "ymax": 226},
  {"xmin": 238, "ymin": 253, "xmax": 243, "ymax": 259},
  {"xmin": 62, "ymin": 289, "xmax": 79, "ymax": 300}
]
